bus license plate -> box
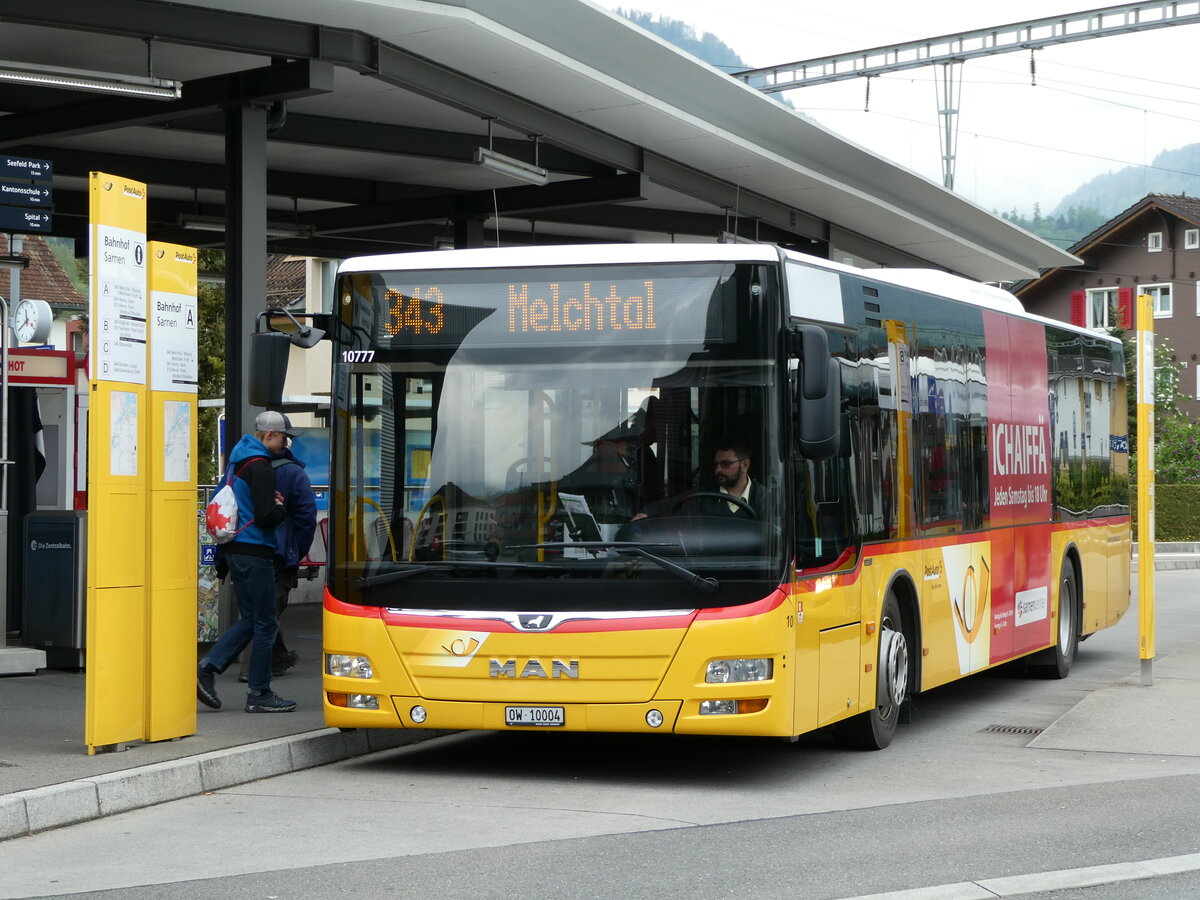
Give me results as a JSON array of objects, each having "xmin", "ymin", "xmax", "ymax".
[{"xmin": 505, "ymin": 706, "xmax": 564, "ymax": 727}]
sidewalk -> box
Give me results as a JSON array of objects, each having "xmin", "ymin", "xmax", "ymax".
[
  {"xmin": 0, "ymin": 602, "xmax": 443, "ymax": 841},
  {"xmin": 1134, "ymin": 541, "xmax": 1200, "ymax": 571}
]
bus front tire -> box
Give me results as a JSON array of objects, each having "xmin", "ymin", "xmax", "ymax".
[
  {"xmin": 1026, "ymin": 562, "xmax": 1079, "ymax": 679},
  {"xmin": 835, "ymin": 591, "xmax": 908, "ymax": 750}
]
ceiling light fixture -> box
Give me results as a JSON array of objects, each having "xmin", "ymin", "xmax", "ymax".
[
  {"xmin": 473, "ymin": 147, "xmax": 548, "ymax": 186},
  {"xmin": 0, "ymin": 61, "xmax": 181, "ymax": 100},
  {"xmin": 177, "ymin": 213, "xmax": 313, "ymax": 239}
]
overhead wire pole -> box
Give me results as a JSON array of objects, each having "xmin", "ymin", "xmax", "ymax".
[
  {"xmin": 733, "ymin": 1, "xmax": 1200, "ymax": 190},
  {"xmin": 935, "ymin": 61, "xmax": 962, "ymax": 190}
]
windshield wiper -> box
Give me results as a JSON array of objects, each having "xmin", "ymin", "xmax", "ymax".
[
  {"xmin": 511, "ymin": 541, "xmax": 719, "ymax": 594},
  {"xmin": 357, "ymin": 559, "xmax": 545, "ymax": 589}
]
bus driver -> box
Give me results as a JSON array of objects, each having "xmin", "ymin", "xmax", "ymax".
[{"xmin": 633, "ymin": 442, "xmax": 764, "ymax": 521}]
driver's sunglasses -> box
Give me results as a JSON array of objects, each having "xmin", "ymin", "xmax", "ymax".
[{"xmin": 714, "ymin": 457, "xmax": 745, "ymax": 469}]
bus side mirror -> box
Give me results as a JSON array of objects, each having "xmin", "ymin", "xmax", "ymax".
[
  {"xmin": 789, "ymin": 325, "xmax": 841, "ymax": 460},
  {"xmin": 247, "ymin": 310, "xmax": 329, "ymax": 407},
  {"xmin": 789, "ymin": 324, "xmax": 830, "ymax": 399},
  {"xmin": 248, "ymin": 331, "xmax": 291, "ymax": 407},
  {"xmin": 796, "ymin": 358, "xmax": 841, "ymax": 460}
]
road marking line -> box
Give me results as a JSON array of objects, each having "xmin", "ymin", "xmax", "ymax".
[{"xmin": 840, "ymin": 850, "xmax": 1200, "ymax": 899}]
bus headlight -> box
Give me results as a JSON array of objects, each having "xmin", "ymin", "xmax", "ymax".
[
  {"xmin": 705, "ymin": 658, "xmax": 772, "ymax": 683},
  {"xmin": 327, "ymin": 654, "xmax": 374, "ymax": 678},
  {"xmin": 326, "ymin": 692, "xmax": 380, "ymax": 710},
  {"xmin": 699, "ymin": 699, "xmax": 768, "ymax": 716}
]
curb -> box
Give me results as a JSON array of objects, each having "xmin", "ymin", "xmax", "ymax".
[
  {"xmin": 1132, "ymin": 557, "xmax": 1200, "ymax": 572},
  {"xmin": 0, "ymin": 727, "xmax": 448, "ymax": 842}
]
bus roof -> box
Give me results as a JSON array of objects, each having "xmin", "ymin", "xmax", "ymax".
[
  {"xmin": 337, "ymin": 243, "xmax": 782, "ymax": 274},
  {"xmin": 338, "ymin": 244, "xmax": 1018, "ymax": 314},
  {"xmin": 336, "ymin": 242, "xmax": 1115, "ymax": 347}
]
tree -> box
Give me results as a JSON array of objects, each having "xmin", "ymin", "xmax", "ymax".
[
  {"xmin": 1123, "ymin": 333, "xmax": 1200, "ymax": 484},
  {"xmin": 197, "ymin": 249, "xmax": 226, "ymax": 483},
  {"xmin": 1155, "ymin": 414, "xmax": 1200, "ymax": 483}
]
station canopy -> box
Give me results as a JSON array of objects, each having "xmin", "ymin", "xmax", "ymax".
[{"xmin": 0, "ymin": 0, "xmax": 1078, "ymax": 281}]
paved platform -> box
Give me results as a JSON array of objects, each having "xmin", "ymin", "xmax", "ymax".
[{"xmin": 0, "ymin": 601, "xmax": 443, "ymax": 840}]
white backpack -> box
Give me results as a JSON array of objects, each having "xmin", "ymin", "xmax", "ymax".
[{"xmin": 205, "ymin": 458, "xmax": 263, "ymax": 544}]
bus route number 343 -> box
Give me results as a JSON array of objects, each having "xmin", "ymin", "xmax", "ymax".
[{"xmin": 505, "ymin": 706, "xmax": 565, "ymax": 727}]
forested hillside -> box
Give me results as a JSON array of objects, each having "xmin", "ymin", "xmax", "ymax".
[{"xmin": 614, "ymin": 8, "xmax": 749, "ymax": 73}]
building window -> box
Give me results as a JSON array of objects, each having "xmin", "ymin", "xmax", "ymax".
[
  {"xmin": 1186, "ymin": 228, "xmax": 1200, "ymax": 250},
  {"xmin": 1140, "ymin": 282, "xmax": 1172, "ymax": 317},
  {"xmin": 1086, "ymin": 287, "xmax": 1118, "ymax": 329},
  {"xmin": 1148, "ymin": 231, "xmax": 1164, "ymax": 252}
]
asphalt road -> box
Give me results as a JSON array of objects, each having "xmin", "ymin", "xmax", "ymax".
[{"xmin": 3, "ymin": 571, "xmax": 1198, "ymax": 900}]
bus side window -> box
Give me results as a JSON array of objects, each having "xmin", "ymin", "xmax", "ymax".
[{"xmin": 796, "ymin": 425, "xmax": 855, "ymax": 566}]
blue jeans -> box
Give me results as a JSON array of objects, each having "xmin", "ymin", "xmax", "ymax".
[{"xmin": 201, "ymin": 552, "xmax": 277, "ymax": 693}]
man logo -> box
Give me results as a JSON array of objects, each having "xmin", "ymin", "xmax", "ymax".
[
  {"xmin": 490, "ymin": 658, "xmax": 579, "ymax": 679},
  {"xmin": 518, "ymin": 613, "xmax": 553, "ymax": 631}
]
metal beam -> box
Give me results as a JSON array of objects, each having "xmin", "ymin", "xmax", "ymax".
[
  {"xmin": 296, "ymin": 174, "xmax": 645, "ymax": 235},
  {"xmin": 0, "ymin": 0, "xmax": 826, "ymax": 257},
  {"xmin": 0, "ymin": 60, "xmax": 333, "ymax": 146},
  {"xmin": 150, "ymin": 112, "xmax": 611, "ymax": 177},
  {"xmin": 0, "ymin": 0, "xmax": 345, "ymax": 57},
  {"xmin": 225, "ymin": 103, "xmax": 269, "ymax": 447},
  {"xmin": 12, "ymin": 144, "xmax": 386, "ymax": 208},
  {"xmin": 736, "ymin": 1, "xmax": 1200, "ymax": 91},
  {"xmin": 535, "ymin": 204, "xmax": 808, "ymax": 245}
]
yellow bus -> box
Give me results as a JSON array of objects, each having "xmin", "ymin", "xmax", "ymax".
[{"xmin": 285, "ymin": 243, "xmax": 1129, "ymax": 750}]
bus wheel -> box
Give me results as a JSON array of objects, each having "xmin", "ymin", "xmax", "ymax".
[
  {"xmin": 1027, "ymin": 562, "xmax": 1079, "ymax": 679},
  {"xmin": 835, "ymin": 591, "xmax": 908, "ymax": 750}
]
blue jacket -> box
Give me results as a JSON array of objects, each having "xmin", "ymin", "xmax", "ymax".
[
  {"xmin": 272, "ymin": 447, "xmax": 317, "ymax": 571},
  {"xmin": 222, "ymin": 433, "xmax": 286, "ymax": 557}
]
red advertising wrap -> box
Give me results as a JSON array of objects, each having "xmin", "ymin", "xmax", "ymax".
[{"xmin": 984, "ymin": 312, "xmax": 1053, "ymax": 663}]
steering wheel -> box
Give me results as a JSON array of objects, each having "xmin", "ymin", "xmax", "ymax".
[{"xmin": 669, "ymin": 490, "xmax": 757, "ymax": 519}]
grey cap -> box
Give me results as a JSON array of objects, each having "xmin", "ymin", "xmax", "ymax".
[{"xmin": 254, "ymin": 410, "xmax": 300, "ymax": 437}]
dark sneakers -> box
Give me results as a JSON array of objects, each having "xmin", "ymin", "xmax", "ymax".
[
  {"xmin": 245, "ymin": 690, "xmax": 297, "ymax": 713},
  {"xmin": 197, "ymin": 663, "xmax": 221, "ymax": 709}
]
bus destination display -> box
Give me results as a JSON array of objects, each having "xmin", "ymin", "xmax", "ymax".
[{"xmin": 374, "ymin": 270, "xmax": 728, "ymax": 349}]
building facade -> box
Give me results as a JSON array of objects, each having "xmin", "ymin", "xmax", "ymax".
[{"xmin": 1016, "ymin": 193, "xmax": 1200, "ymax": 419}]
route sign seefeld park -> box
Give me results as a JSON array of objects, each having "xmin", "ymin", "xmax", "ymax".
[{"xmin": 0, "ymin": 155, "xmax": 53, "ymax": 232}]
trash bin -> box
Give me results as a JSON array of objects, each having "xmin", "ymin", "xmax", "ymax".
[{"xmin": 22, "ymin": 510, "xmax": 86, "ymax": 669}]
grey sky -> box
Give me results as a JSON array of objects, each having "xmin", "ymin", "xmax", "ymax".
[{"xmin": 599, "ymin": 1, "xmax": 1200, "ymax": 215}]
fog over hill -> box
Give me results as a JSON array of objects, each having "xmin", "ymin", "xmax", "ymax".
[{"xmin": 1051, "ymin": 144, "xmax": 1200, "ymax": 219}]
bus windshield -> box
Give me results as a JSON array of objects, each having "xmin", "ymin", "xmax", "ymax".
[{"xmin": 329, "ymin": 261, "xmax": 785, "ymax": 610}]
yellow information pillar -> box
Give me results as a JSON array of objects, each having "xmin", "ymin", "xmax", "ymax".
[
  {"xmin": 145, "ymin": 243, "xmax": 199, "ymax": 741},
  {"xmin": 1135, "ymin": 292, "xmax": 1155, "ymax": 685},
  {"xmin": 85, "ymin": 173, "xmax": 149, "ymax": 753}
]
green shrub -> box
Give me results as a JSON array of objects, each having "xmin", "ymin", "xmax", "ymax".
[{"xmin": 1138, "ymin": 484, "xmax": 1200, "ymax": 541}]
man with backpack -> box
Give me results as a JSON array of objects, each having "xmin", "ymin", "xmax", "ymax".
[
  {"xmin": 237, "ymin": 413, "xmax": 316, "ymax": 683},
  {"xmin": 197, "ymin": 410, "xmax": 295, "ymax": 713}
]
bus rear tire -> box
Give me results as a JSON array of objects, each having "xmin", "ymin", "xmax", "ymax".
[
  {"xmin": 1026, "ymin": 561, "xmax": 1079, "ymax": 679},
  {"xmin": 835, "ymin": 591, "xmax": 908, "ymax": 750}
]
